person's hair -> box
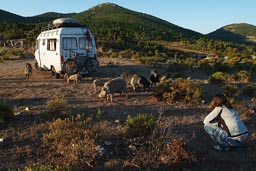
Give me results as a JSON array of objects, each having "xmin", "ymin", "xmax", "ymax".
[{"xmin": 210, "ymin": 94, "xmax": 233, "ymax": 109}]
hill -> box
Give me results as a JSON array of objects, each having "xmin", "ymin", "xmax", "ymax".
[
  {"xmin": 208, "ymin": 23, "xmax": 256, "ymax": 45},
  {"xmin": 1, "ymin": 3, "xmax": 202, "ymax": 42},
  {"xmin": 73, "ymin": 3, "xmax": 202, "ymax": 42},
  {"xmin": 0, "ymin": 9, "xmax": 27, "ymax": 23},
  {"xmin": 0, "ymin": 3, "xmax": 256, "ymax": 57}
]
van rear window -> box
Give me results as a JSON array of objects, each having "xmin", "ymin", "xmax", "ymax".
[
  {"xmin": 79, "ymin": 38, "xmax": 86, "ymax": 49},
  {"xmin": 63, "ymin": 38, "xmax": 77, "ymax": 50}
]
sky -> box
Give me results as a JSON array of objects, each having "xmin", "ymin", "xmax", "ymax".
[{"xmin": 0, "ymin": 0, "xmax": 255, "ymax": 34}]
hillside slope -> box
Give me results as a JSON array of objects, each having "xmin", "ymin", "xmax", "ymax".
[
  {"xmin": 208, "ymin": 23, "xmax": 256, "ymax": 45},
  {"xmin": 73, "ymin": 3, "xmax": 202, "ymax": 41},
  {"xmin": 0, "ymin": 9, "xmax": 27, "ymax": 23}
]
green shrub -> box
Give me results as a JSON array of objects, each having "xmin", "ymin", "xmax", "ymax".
[
  {"xmin": 208, "ymin": 72, "xmax": 230, "ymax": 84},
  {"xmin": 222, "ymin": 84, "xmax": 239, "ymax": 97},
  {"xmin": 155, "ymin": 79, "xmax": 201, "ymax": 104},
  {"xmin": 111, "ymin": 52, "xmax": 118, "ymax": 58},
  {"xmin": 163, "ymin": 79, "xmax": 201, "ymax": 103},
  {"xmin": 242, "ymin": 85, "xmax": 256, "ymax": 96},
  {"xmin": 46, "ymin": 97, "xmax": 68, "ymax": 114},
  {"xmin": 125, "ymin": 113, "xmax": 155, "ymax": 137},
  {"xmin": 0, "ymin": 101, "xmax": 14, "ymax": 123},
  {"xmin": 42, "ymin": 115, "xmax": 98, "ymax": 168},
  {"xmin": 236, "ymin": 70, "xmax": 251, "ymax": 83},
  {"xmin": 224, "ymin": 57, "xmax": 241, "ymax": 65},
  {"xmin": 182, "ymin": 58, "xmax": 198, "ymax": 68}
]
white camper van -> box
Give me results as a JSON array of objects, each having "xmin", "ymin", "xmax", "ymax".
[{"xmin": 34, "ymin": 18, "xmax": 99, "ymax": 78}]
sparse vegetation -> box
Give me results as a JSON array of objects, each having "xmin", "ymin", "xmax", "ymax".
[
  {"xmin": 125, "ymin": 113, "xmax": 155, "ymax": 137},
  {"xmin": 42, "ymin": 115, "xmax": 99, "ymax": 168},
  {"xmin": 0, "ymin": 57, "xmax": 256, "ymax": 170},
  {"xmin": 208, "ymin": 72, "xmax": 230, "ymax": 84},
  {"xmin": 46, "ymin": 97, "xmax": 69, "ymax": 114},
  {"xmin": 155, "ymin": 78, "xmax": 201, "ymax": 104},
  {"xmin": 236, "ymin": 70, "xmax": 251, "ymax": 83}
]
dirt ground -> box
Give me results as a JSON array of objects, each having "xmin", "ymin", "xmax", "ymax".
[{"xmin": 0, "ymin": 57, "xmax": 256, "ymax": 170}]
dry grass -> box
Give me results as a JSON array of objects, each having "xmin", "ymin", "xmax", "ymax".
[{"xmin": 0, "ymin": 57, "xmax": 255, "ymax": 171}]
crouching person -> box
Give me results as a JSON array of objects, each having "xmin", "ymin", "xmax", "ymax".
[{"xmin": 203, "ymin": 94, "xmax": 248, "ymax": 151}]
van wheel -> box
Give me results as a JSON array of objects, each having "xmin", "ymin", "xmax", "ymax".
[
  {"xmin": 51, "ymin": 67, "xmax": 60, "ymax": 79},
  {"xmin": 63, "ymin": 59, "xmax": 78, "ymax": 75},
  {"xmin": 85, "ymin": 58, "xmax": 99, "ymax": 74}
]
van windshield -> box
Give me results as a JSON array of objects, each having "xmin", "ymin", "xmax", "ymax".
[{"xmin": 63, "ymin": 38, "xmax": 77, "ymax": 50}]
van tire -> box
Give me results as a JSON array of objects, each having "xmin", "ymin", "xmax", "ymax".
[
  {"xmin": 63, "ymin": 59, "xmax": 78, "ymax": 75},
  {"xmin": 85, "ymin": 58, "xmax": 99, "ymax": 74}
]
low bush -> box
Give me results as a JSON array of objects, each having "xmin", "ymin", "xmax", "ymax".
[
  {"xmin": 155, "ymin": 79, "xmax": 201, "ymax": 104},
  {"xmin": 242, "ymin": 85, "xmax": 256, "ymax": 96},
  {"xmin": 46, "ymin": 97, "xmax": 68, "ymax": 114},
  {"xmin": 128, "ymin": 113, "xmax": 196, "ymax": 168},
  {"xmin": 42, "ymin": 115, "xmax": 99, "ymax": 168},
  {"xmin": 222, "ymin": 84, "xmax": 239, "ymax": 97},
  {"xmin": 236, "ymin": 70, "xmax": 251, "ymax": 83},
  {"xmin": 182, "ymin": 58, "xmax": 198, "ymax": 68},
  {"xmin": 0, "ymin": 101, "xmax": 14, "ymax": 123},
  {"xmin": 208, "ymin": 72, "xmax": 230, "ymax": 84},
  {"xmin": 125, "ymin": 113, "xmax": 155, "ymax": 137}
]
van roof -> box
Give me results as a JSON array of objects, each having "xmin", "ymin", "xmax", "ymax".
[{"xmin": 41, "ymin": 18, "xmax": 84, "ymax": 32}]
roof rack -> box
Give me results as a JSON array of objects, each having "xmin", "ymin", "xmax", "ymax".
[{"xmin": 41, "ymin": 18, "xmax": 83, "ymax": 32}]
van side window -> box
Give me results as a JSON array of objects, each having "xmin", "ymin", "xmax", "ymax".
[
  {"xmin": 63, "ymin": 38, "xmax": 77, "ymax": 50},
  {"xmin": 79, "ymin": 38, "xmax": 86, "ymax": 49},
  {"xmin": 42, "ymin": 39, "xmax": 45, "ymax": 46},
  {"xmin": 47, "ymin": 39, "xmax": 57, "ymax": 51}
]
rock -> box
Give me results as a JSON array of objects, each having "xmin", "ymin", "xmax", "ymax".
[
  {"xmin": 0, "ymin": 138, "xmax": 3, "ymax": 143},
  {"xmin": 114, "ymin": 119, "xmax": 120, "ymax": 123},
  {"xmin": 95, "ymin": 145, "xmax": 107, "ymax": 156},
  {"xmin": 201, "ymin": 100, "xmax": 205, "ymax": 105},
  {"xmin": 128, "ymin": 145, "xmax": 137, "ymax": 151},
  {"xmin": 14, "ymin": 112, "xmax": 21, "ymax": 116},
  {"xmin": 25, "ymin": 107, "xmax": 29, "ymax": 111},
  {"xmin": 104, "ymin": 141, "xmax": 113, "ymax": 146}
]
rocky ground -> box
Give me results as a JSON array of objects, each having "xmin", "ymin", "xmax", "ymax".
[{"xmin": 0, "ymin": 57, "xmax": 255, "ymax": 170}]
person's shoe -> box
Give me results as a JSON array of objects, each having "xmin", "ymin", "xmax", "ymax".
[{"xmin": 213, "ymin": 145, "xmax": 230, "ymax": 151}]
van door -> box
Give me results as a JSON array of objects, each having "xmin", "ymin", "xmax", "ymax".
[
  {"xmin": 40, "ymin": 39, "xmax": 47, "ymax": 69},
  {"xmin": 35, "ymin": 39, "xmax": 42, "ymax": 67},
  {"xmin": 45, "ymin": 39, "xmax": 57, "ymax": 70}
]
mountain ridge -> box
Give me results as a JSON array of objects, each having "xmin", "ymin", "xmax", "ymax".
[{"xmin": 208, "ymin": 23, "xmax": 256, "ymax": 45}]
